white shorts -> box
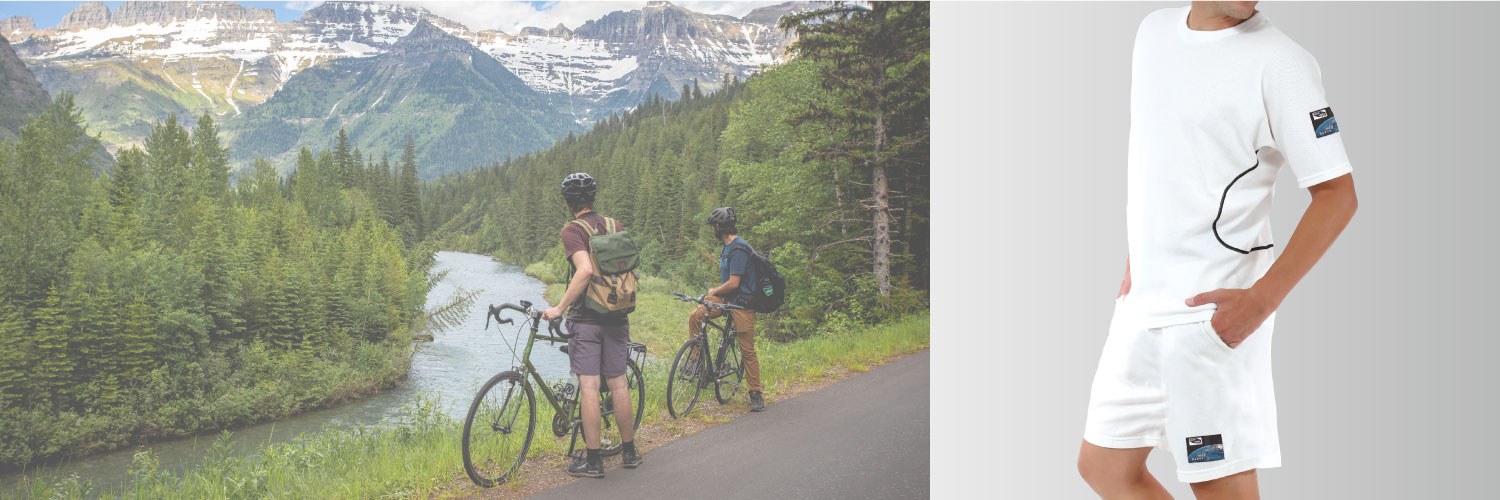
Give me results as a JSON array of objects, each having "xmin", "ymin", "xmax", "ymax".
[{"xmin": 1083, "ymin": 301, "xmax": 1281, "ymax": 483}]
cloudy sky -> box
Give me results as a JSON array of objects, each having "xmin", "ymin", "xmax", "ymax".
[{"xmin": 0, "ymin": 1, "xmax": 787, "ymax": 34}]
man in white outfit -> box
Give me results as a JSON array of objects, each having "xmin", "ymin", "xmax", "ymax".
[{"xmin": 1077, "ymin": 2, "xmax": 1359, "ymax": 499}]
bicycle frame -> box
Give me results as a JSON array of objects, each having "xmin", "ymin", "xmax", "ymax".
[
  {"xmin": 512, "ymin": 320, "xmax": 574, "ymax": 417},
  {"xmin": 494, "ymin": 308, "xmax": 642, "ymax": 433},
  {"xmin": 694, "ymin": 309, "xmax": 739, "ymax": 382}
]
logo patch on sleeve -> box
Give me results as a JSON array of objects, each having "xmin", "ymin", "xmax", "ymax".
[
  {"xmin": 1310, "ymin": 107, "xmax": 1339, "ymax": 138},
  {"xmin": 1185, "ymin": 434, "xmax": 1225, "ymax": 463}
]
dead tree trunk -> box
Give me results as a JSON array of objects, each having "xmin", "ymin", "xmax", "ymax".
[{"xmin": 870, "ymin": 67, "xmax": 892, "ymax": 297}]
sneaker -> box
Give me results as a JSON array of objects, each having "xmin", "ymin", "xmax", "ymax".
[
  {"xmin": 566, "ymin": 456, "xmax": 604, "ymax": 478},
  {"xmin": 621, "ymin": 447, "xmax": 643, "ymax": 469},
  {"xmin": 749, "ymin": 391, "xmax": 766, "ymax": 412}
]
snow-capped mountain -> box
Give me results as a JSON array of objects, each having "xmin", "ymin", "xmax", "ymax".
[{"xmin": 3, "ymin": 1, "xmax": 807, "ymax": 150}]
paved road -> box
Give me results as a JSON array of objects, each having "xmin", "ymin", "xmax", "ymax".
[{"xmin": 530, "ymin": 350, "xmax": 931, "ymax": 500}]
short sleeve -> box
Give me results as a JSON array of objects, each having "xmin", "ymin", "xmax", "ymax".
[
  {"xmin": 727, "ymin": 248, "xmax": 749, "ymax": 277},
  {"xmin": 561, "ymin": 224, "xmax": 588, "ymax": 259},
  {"xmin": 1262, "ymin": 47, "xmax": 1353, "ymax": 188}
]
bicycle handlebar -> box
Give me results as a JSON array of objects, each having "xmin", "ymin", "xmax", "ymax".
[
  {"xmin": 671, "ymin": 291, "xmax": 746, "ymax": 310},
  {"xmin": 485, "ymin": 301, "xmax": 571, "ymax": 339}
]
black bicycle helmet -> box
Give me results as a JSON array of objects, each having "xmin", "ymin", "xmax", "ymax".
[
  {"xmin": 561, "ymin": 172, "xmax": 597, "ymax": 199},
  {"xmin": 706, "ymin": 207, "xmax": 736, "ymax": 225}
]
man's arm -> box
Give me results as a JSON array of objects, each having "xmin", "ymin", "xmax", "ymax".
[
  {"xmin": 709, "ymin": 275, "xmax": 742, "ymax": 298},
  {"xmin": 708, "ymin": 245, "xmax": 747, "ymax": 298},
  {"xmin": 542, "ymin": 251, "xmax": 594, "ymax": 320},
  {"xmin": 1186, "ymin": 173, "xmax": 1358, "ymax": 345}
]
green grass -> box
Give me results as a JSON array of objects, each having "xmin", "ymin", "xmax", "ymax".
[{"xmin": 8, "ymin": 267, "xmax": 928, "ymax": 500}]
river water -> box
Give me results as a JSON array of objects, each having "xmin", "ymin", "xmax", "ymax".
[{"xmin": 2, "ymin": 251, "xmax": 571, "ymax": 491}]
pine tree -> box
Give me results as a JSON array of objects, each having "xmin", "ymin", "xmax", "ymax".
[
  {"xmin": 191, "ymin": 113, "xmax": 230, "ymax": 201},
  {"xmin": 377, "ymin": 152, "xmax": 399, "ymax": 226},
  {"xmin": 29, "ymin": 286, "xmax": 72, "ymax": 405},
  {"xmin": 191, "ymin": 201, "xmax": 242, "ymax": 341},
  {"xmin": 399, "ymin": 136, "xmax": 423, "ymax": 241},
  {"xmin": 117, "ymin": 294, "xmax": 157, "ymax": 386},
  {"xmin": 779, "ymin": 1, "xmax": 930, "ymax": 296},
  {"xmin": 334, "ymin": 128, "xmax": 355, "ymax": 189},
  {"xmin": 0, "ymin": 287, "xmax": 30, "ymax": 405},
  {"xmin": 143, "ymin": 115, "xmax": 196, "ymax": 247},
  {"xmin": 0, "ymin": 94, "xmax": 96, "ymax": 307},
  {"xmin": 259, "ymin": 249, "xmax": 296, "ymax": 349},
  {"xmin": 109, "ymin": 148, "xmax": 146, "ymax": 249}
]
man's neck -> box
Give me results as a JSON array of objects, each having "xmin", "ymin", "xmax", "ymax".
[
  {"xmin": 1187, "ymin": 3, "xmax": 1252, "ymax": 31},
  {"xmin": 573, "ymin": 208, "xmax": 593, "ymax": 218},
  {"xmin": 721, "ymin": 234, "xmax": 738, "ymax": 245}
]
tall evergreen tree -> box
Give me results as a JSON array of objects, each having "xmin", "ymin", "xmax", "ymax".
[
  {"xmin": 399, "ymin": 136, "xmax": 423, "ymax": 241},
  {"xmin": 780, "ymin": 1, "xmax": 930, "ymax": 296},
  {"xmin": 334, "ymin": 128, "xmax": 355, "ymax": 189},
  {"xmin": 191, "ymin": 201, "xmax": 242, "ymax": 341},
  {"xmin": 0, "ymin": 281, "xmax": 29, "ymax": 405},
  {"xmin": 190, "ymin": 113, "xmax": 231, "ymax": 200},
  {"xmin": 28, "ymin": 286, "xmax": 71, "ymax": 404},
  {"xmin": 0, "ymin": 94, "xmax": 97, "ymax": 307},
  {"xmin": 117, "ymin": 294, "xmax": 157, "ymax": 385}
]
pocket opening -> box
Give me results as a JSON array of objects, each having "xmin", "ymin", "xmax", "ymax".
[{"xmin": 1213, "ymin": 149, "xmax": 1275, "ymax": 255}]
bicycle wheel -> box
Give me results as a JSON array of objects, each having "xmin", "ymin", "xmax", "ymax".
[
  {"xmin": 714, "ymin": 332, "xmax": 744, "ymax": 404},
  {"xmin": 463, "ymin": 371, "xmax": 536, "ymax": 488},
  {"xmin": 667, "ymin": 337, "xmax": 705, "ymax": 418},
  {"xmin": 597, "ymin": 358, "xmax": 646, "ymax": 456}
]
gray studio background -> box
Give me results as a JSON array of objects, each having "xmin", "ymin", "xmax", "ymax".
[{"xmin": 933, "ymin": 2, "xmax": 1500, "ymax": 498}]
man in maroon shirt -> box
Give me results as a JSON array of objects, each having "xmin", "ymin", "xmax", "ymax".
[{"xmin": 542, "ymin": 172, "xmax": 641, "ymax": 477}]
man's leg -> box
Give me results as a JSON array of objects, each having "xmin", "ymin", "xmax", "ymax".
[
  {"xmin": 1188, "ymin": 470, "xmax": 1258, "ymax": 500},
  {"xmin": 578, "ymin": 374, "xmax": 602, "ymax": 448},
  {"xmin": 688, "ymin": 304, "xmax": 707, "ymax": 338},
  {"xmin": 732, "ymin": 308, "xmax": 760, "ymax": 393},
  {"xmin": 1077, "ymin": 441, "xmax": 1173, "ymax": 500},
  {"xmin": 605, "ymin": 374, "xmax": 634, "ymax": 442}
]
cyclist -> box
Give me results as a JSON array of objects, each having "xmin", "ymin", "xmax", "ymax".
[
  {"xmin": 688, "ymin": 207, "xmax": 766, "ymax": 412},
  {"xmin": 542, "ymin": 172, "xmax": 641, "ymax": 477}
]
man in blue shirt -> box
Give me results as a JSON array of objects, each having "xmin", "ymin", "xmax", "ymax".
[{"xmin": 688, "ymin": 207, "xmax": 765, "ymax": 412}]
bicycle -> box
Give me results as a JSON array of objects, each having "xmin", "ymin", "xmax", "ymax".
[
  {"xmin": 666, "ymin": 292, "xmax": 747, "ymax": 418},
  {"xmin": 461, "ymin": 300, "xmax": 646, "ymax": 488}
]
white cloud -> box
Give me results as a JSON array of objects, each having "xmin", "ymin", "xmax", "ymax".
[
  {"xmin": 283, "ymin": 1, "xmax": 326, "ymax": 12},
  {"xmin": 392, "ymin": 1, "xmax": 787, "ymax": 34}
]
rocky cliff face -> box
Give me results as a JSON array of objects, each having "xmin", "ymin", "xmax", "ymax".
[
  {"xmin": 742, "ymin": 2, "xmax": 821, "ymax": 25},
  {"xmin": 111, "ymin": 1, "xmax": 276, "ymax": 26},
  {"xmin": 56, "ymin": 1, "xmax": 111, "ymax": 31},
  {"xmin": 1, "ymin": 17, "xmax": 35, "ymax": 40}
]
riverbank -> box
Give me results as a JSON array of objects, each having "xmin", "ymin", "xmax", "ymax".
[
  {"xmin": 0, "ymin": 339, "xmax": 413, "ymax": 474},
  {"xmin": 9, "ymin": 287, "xmax": 929, "ymax": 499}
]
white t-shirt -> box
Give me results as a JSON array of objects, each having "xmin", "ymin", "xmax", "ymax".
[{"xmin": 1123, "ymin": 7, "xmax": 1353, "ymax": 328}]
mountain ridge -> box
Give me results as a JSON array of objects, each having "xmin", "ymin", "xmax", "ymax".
[
  {"xmin": 3, "ymin": 1, "xmax": 812, "ymax": 173},
  {"xmin": 219, "ymin": 18, "xmax": 579, "ymax": 179}
]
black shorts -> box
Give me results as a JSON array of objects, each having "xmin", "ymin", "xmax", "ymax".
[{"xmin": 565, "ymin": 320, "xmax": 631, "ymax": 377}]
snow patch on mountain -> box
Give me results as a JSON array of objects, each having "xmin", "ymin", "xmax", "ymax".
[{"xmin": 226, "ymin": 59, "xmax": 243, "ymax": 114}]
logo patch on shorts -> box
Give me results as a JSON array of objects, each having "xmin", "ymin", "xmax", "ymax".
[
  {"xmin": 1310, "ymin": 107, "xmax": 1339, "ymax": 138},
  {"xmin": 1186, "ymin": 434, "xmax": 1225, "ymax": 463}
]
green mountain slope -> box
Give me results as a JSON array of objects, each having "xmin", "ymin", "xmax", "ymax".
[
  {"xmin": 221, "ymin": 20, "xmax": 581, "ymax": 179},
  {"xmin": 1, "ymin": 34, "xmax": 113, "ymax": 169},
  {"xmin": 23, "ymin": 56, "xmax": 270, "ymax": 149},
  {"xmin": 0, "ymin": 35, "xmax": 51, "ymax": 143}
]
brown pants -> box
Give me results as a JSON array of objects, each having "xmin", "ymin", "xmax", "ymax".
[{"xmin": 688, "ymin": 295, "xmax": 760, "ymax": 392}]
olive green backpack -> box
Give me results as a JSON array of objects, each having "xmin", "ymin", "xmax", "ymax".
[{"xmin": 566, "ymin": 217, "xmax": 640, "ymax": 316}]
